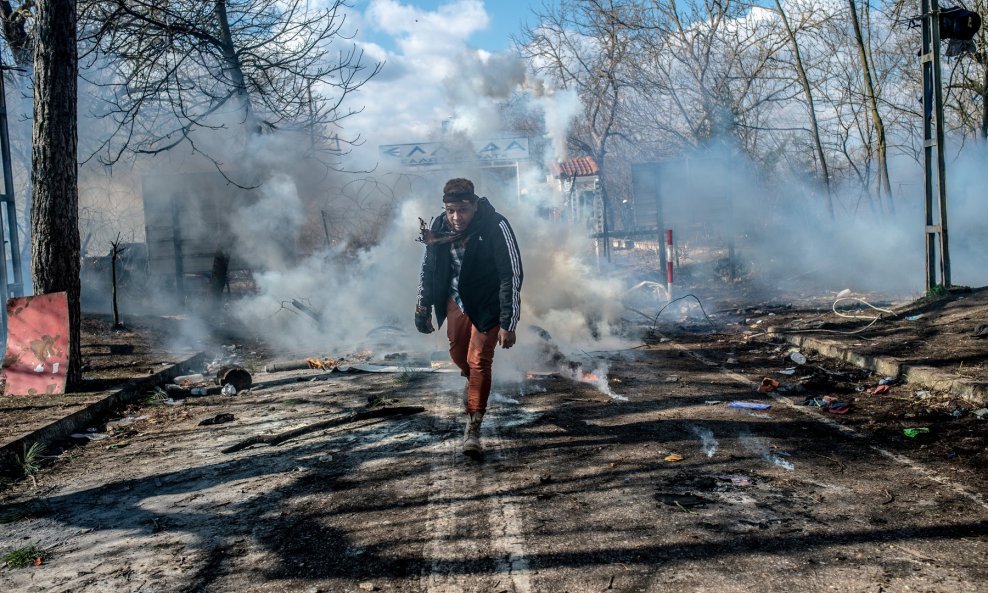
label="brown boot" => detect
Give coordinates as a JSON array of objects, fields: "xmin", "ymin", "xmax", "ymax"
[{"xmin": 462, "ymin": 412, "xmax": 484, "ymax": 458}]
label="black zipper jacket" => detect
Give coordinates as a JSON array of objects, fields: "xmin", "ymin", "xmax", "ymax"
[{"xmin": 417, "ymin": 198, "xmax": 523, "ymax": 332}]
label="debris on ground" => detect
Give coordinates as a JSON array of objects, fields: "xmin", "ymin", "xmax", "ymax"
[
  {"xmin": 663, "ymin": 453, "xmax": 684, "ymax": 462},
  {"xmin": 198, "ymin": 413, "xmax": 236, "ymax": 426},
  {"xmin": 757, "ymin": 377, "xmax": 780, "ymax": 393},
  {"xmin": 728, "ymin": 401, "xmax": 771, "ymax": 410},
  {"xmin": 903, "ymin": 427, "xmax": 931, "ymax": 438},
  {"xmin": 174, "ymin": 373, "xmax": 208, "ymax": 386},
  {"xmin": 216, "ymin": 366, "xmax": 252, "ymax": 392},
  {"xmin": 70, "ymin": 432, "xmax": 110, "ymax": 441}
]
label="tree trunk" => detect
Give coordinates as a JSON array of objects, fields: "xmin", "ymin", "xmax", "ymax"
[
  {"xmin": 775, "ymin": 0, "xmax": 834, "ymax": 220},
  {"xmin": 31, "ymin": 0, "xmax": 81, "ymax": 387},
  {"xmin": 209, "ymin": 249, "xmax": 230, "ymax": 301},
  {"xmin": 848, "ymin": 0, "xmax": 893, "ymax": 214},
  {"xmin": 209, "ymin": 1, "xmax": 256, "ymax": 305},
  {"xmin": 110, "ymin": 237, "xmax": 122, "ymax": 328},
  {"xmin": 214, "ymin": 0, "xmax": 257, "ymax": 133}
]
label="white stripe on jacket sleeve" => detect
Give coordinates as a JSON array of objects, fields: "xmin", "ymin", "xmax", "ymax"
[{"xmin": 498, "ymin": 220, "xmax": 522, "ymax": 331}]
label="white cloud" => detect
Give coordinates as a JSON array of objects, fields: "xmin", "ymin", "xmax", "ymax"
[{"xmin": 341, "ymin": 1, "xmax": 505, "ymax": 168}]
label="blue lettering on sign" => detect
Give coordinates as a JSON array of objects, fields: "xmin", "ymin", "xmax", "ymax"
[
  {"xmin": 383, "ymin": 146, "xmax": 402, "ymax": 157},
  {"xmin": 505, "ymin": 140, "xmax": 526, "ymax": 152},
  {"xmin": 408, "ymin": 146, "xmax": 427, "ymax": 156},
  {"xmin": 479, "ymin": 142, "xmax": 499, "ymax": 153}
]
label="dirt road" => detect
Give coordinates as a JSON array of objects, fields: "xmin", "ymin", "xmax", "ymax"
[{"xmin": 2, "ymin": 334, "xmax": 986, "ymax": 592}]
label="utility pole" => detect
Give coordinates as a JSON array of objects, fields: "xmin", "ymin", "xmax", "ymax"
[
  {"xmin": 919, "ymin": 2, "xmax": 982, "ymax": 291},
  {"xmin": 921, "ymin": 0, "xmax": 950, "ymax": 292},
  {"xmin": 0, "ymin": 64, "xmax": 26, "ymax": 343}
]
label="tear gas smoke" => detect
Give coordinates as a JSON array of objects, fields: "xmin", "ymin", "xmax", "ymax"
[
  {"xmin": 693, "ymin": 426, "xmax": 719, "ymax": 458},
  {"xmin": 739, "ymin": 431, "xmax": 794, "ymax": 471}
]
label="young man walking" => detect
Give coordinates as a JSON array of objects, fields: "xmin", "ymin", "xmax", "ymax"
[{"xmin": 415, "ymin": 178, "xmax": 523, "ymax": 458}]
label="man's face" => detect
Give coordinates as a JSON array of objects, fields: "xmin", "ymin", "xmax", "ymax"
[{"xmin": 445, "ymin": 200, "xmax": 479, "ymax": 232}]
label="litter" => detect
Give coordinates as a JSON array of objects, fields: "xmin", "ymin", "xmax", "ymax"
[
  {"xmin": 827, "ymin": 402, "xmax": 850, "ymax": 414},
  {"xmin": 174, "ymin": 373, "xmax": 207, "ymax": 385},
  {"xmin": 789, "ymin": 352, "xmax": 807, "ymax": 365},
  {"xmin": 778, "ymin": 368, "xmax": 796, "ymax": 376},
  {"xmin": 664, "ymin": 453, "xmax": 684, "ymax": 462},
  {"xmin": 71, "ymin": 432, "xmax": 110, "ymax": 441},
  {"xmin": 867, "ymin": 384, "xmax": 890, "ymax": 395},
  {"xmin": 216, "ymin": 366, "xmax": 252, "ymax": 392},
  {"xmin": 221, "ymin": 383, "xmax": 237, "ymax": 396},
  {"xmin": 106, "ymin": 415, "xmax": 149, "ymax": 429},
  {"xmin": 906, "ymin": 314, "xmax": 924, "ymax": 321},
  {"xmin": 818, "ymin": 396, "xmax": 850, "ymax": 414},
  {"xmin": 717, "ymin": 475, "xmax": 753, "ymax": 487},
  {"xmin": 728, "ymin": 401, "xmax": 772, "ymax": 410},
  {"xmin": 878, "ymin": 377, "xmax": 897, "ymax": 386},
  {"xmin": 903, "ymin": 427, "xmax": 930, "ymax": 438},
  {"xmin": 972, "ymin": 408, "xmax": 988, "ymax": 420},
  {"xmin": 199, "ymin": 413, "xmax": 235, "ymax": 426},
  {"xmin": 703, "ymin": 400, "xmax": 722, "ymax": 405},
  {"xmin": 757, "ymin": 377, "xmax": 780, "ymax": 394},
  {"xmin": 747, "ymin": 412, "xmax": 772, "ymax": 419}
]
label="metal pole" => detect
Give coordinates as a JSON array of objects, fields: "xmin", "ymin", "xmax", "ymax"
[
  {"xmin": 665, "ymin": 229, "xmax": 674, "ymax": 299},
  {"xmin": 931, "ymin": 0, "xmax": 951, "ymax": 288},
  {"xmin": 0, "ymin": 65, "xmax": 25, "ymax": 345},
  {"xmin": 921, "ymin": 0, "xmax": 951, "ymax": 291}
]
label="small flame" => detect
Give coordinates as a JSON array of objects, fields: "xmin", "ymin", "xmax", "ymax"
[
  {"xmin": 580, "ymin": 371, "xmax": 600, "ymax": 383},
  {"xmin": 560, "ymin": 364, "xmax": 627, "ymax": 401},
  {"xmin": 306, "ymin": 357, "xmax": 336, "ymax": 370}
]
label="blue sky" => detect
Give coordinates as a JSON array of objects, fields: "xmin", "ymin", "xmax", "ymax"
[{"xmin": 354, "ymin": 0, "xmax": 546, "ymax": 52}]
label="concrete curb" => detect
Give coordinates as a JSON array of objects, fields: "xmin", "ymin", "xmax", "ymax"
[
  {"xmin": 779, "ymin": 333, "xmax": 988, "ymax": 406},
  {"xmin": 0, "ymin": 352, "xmax": 208, "ymax": 473}
]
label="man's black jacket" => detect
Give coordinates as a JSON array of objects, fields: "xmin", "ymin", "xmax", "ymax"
[{"xmin": 417, "ymin": 198, "xmax": 523, "ymax": 332}]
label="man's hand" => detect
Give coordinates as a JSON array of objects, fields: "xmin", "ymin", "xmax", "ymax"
[
  {"xmin": 498, "ymin": 329, "xmax": 516, "ymax": 349},
  {"xmin": 415, "ymin": 305, "xmax": 435, "ymax": 334}
]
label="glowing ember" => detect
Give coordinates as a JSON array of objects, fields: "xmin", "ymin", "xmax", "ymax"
[
  {"xmin": 558, "ymin": 364, "xmax": 628, "ymax": 401},
  {"xmin": 305, "ymin": 357, "xmax": 336, "ymax": 370},
  {"xmin": 580, "ymin": 371, "xmax": 600, "ymax": 383}
]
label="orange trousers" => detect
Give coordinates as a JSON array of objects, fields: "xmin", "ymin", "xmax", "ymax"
[{"xmin": 446, "ymin": 299, "xmax": 499, "ymax": 414}]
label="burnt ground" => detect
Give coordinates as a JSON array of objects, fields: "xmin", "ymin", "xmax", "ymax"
[{"xmin": 0, "ymin": 287, "xmax": 986, "ymax": 592}]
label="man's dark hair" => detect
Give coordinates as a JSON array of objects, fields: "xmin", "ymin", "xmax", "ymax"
[{"xmin": 443, "ymin": 178, "xmax": 479, "ymax": 203}]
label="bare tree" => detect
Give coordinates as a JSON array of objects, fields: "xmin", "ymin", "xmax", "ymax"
[
  {"xmin": 622, "ymin": 2, "xmax": 793, "ymax": 160},
  {"xmin": 519, "ymin": 0, "xmax": 636, "ymax": 227},
  {"xmin": 78, "ymin": 0, "xmax": 381, "ymax": 172},
  {"xmin": 847, "ymin": 0, "xmax": 894, "ymax": 213},
  {"xmin": 32, "ymin": 0, "xmax": 82, "ymax": 385},
  {"xmin": 774, "ymin": 0, "xmax": 834, "ymax": 219},
  {"xmin": 0, "ymin": 1, "xmax": 33, "ymax": 68}
]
